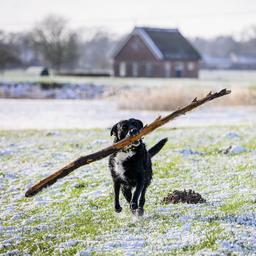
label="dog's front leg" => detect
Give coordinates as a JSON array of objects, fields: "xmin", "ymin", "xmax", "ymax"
[
  {"xmin": 137, "ymin": 186, "xmax": 147, "ymax": 216},
  {"xmin": 114, "ymin": 181, "xmax": 122, "ymax": 213},
  {"xmin": 130, "ymin": 178, "xmax": 144, "ymax": 213}
]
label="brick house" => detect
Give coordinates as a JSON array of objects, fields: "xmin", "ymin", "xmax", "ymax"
[{"xmin": 112, "ymin": 27, "xmax": 201, "ymax": 78}]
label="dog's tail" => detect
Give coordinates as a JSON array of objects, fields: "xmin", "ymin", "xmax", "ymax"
[{"xmin": 149, "ymin": 138, "xmax": 168, "ymax": 157}]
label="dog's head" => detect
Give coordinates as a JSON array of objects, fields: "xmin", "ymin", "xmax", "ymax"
[{"xmin": 110, "ymin": 118, "xmax": 144, "ymax": 146}]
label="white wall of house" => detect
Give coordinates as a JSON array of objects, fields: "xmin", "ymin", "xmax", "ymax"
[{"xmin": 119, "ymin": 62, "xmax": 126, "ymax": 77}]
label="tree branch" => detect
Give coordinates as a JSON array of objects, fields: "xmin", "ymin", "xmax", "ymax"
[{"xmin": 25, "ymin": 89, "xmax": 231, "ymax": 197}]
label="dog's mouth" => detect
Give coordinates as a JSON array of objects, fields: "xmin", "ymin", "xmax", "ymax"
[
  {"xmin": 121, "ymin": 128, "xmax": 142, "ymax": 148},
  {"xmin": 127, "ymin": 129, "xmax": 141, "ymax": 147}
]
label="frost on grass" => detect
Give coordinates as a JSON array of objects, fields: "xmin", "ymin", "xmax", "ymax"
[{"xmin": 0, "ymin": 126, "xmax": 256, "ymax": 255}]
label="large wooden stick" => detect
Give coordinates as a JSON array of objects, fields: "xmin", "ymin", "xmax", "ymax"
[{"xmin": 25, "ymin": 89, "xmax": 231, "ymax": 197}]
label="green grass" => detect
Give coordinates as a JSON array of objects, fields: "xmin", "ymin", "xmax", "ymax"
[{"xmin": 0, "ymin": 125, "xmax": 255, "ymax": 255}]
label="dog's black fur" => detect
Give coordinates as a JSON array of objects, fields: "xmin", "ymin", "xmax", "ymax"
[{"xmin": 109, "ymin": 118, "xmax": 168, "ymax": 216}]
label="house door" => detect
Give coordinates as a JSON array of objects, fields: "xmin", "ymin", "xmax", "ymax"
[
  {"xmin": 175, "ymin": 70, "xmax": 182, "ymax": 77},
  {"xmin": 175, "ymin": 62, "xmax": 184, "ymax": 78}
]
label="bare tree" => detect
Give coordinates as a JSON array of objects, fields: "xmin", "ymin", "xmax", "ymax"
[
  {"xmin": 31, "ymin": 15, "xmax": 80, "ymax": 72},
  {"xmin": 80, "ymin": 31, "xmax": 118, "ymax": 71},
  {"xmin": 240, "ymin": 25, "xmax": 256, "ymax": 55},
  {"xmin": 0, "ymin": 31, "xmax": 21, "ymax": 71},
  {"xmin": 63, "ymin": 32, "xmax": 80, "ymax": 70},
  {"xmin": 192, "ymin": 36, "xmax": 239, "ymax": 58}
]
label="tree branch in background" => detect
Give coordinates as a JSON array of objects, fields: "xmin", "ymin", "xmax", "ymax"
[
  {"xmin": 25, "ymin": 89, "xmax": 231, "ymax": 197},
  {"xmin": 30, "ymin": 15, "xmax": 80, "ymax": 72}
]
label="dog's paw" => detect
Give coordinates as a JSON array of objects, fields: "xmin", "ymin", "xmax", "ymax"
[
  {"xmin": 137, "ymin": 208, "xmax": 144, "ymax": 217},
  {"xmin": 115, "ymin": 206, "xmax": 122, "ymax": 213},
  {"xmin": 130, "ymin": 202, "xmax": 138, "ymax": 210},
  {"xmin": 131, "ymin": 209, "xmax": 137, "ymax": 215},
  {"xmin": 130, "ymin": 203, "xmax": 138, "ymax": 215}
]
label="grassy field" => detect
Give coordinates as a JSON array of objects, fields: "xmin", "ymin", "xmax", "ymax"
[
  {"xmin": 1, "ymin": 70, "xmax": 256, "ymax": 89},
  {"xmin": 0, "ymin": 126, "xmax": 255, "ymax": 255},
  {"xmin": 1, "ymin": 70, "xmax": 256, "ymax": 110}
]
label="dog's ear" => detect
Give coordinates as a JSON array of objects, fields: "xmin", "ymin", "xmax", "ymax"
[
  {"xmin": 137, "ymin": 120, "xmax": 144, "ymax": 129},
  {"xmin": 130, "ymin": 118, "xmax": 144, "ymax": 129},
  {"xmin": 110, "ymin": 123, "xmax": 118, "ymax": 136}
]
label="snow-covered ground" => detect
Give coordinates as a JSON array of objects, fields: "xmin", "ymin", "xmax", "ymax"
[
  {"xmin": 0, "ymin": 99, "xmax": 256, "ymax": 130},
  {"xmin": 0, "ymin": 127, "xmax": 255, "ymax": 255},
  {"xmin": 0, "ymin": 83, "xmax": 256, "ymax": 255},
  {"xmin": 0, "ymin": 82, "xmax": 107, "ymax": 99}
]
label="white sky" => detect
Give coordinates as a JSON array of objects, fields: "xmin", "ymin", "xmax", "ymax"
[{"xmin": 0, "ymin": 0, "xmax": 256, "ymax": 38}]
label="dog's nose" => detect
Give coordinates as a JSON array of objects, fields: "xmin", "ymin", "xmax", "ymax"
[{"xmin": 130, "ymin": 129, "xmax": 138, "ymax": 136}]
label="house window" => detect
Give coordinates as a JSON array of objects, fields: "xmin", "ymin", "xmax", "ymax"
[
  {"xmin": 132, "ymin": 62, "xmax": 139, "ymax": 77},
  {"xmin": 175, "ymin": 62, "xmax": 184, "ymax": 70},
  {"xmin": 119, "ymin": 62, "xmax": 126, "ymax": 77},
  {"xmin": 188, "ymin": 62, "xmax": 195, "ymax": 71},
  {"xmin": 164, "ymin": 62, "xmax": 171, "ymax": 77}
]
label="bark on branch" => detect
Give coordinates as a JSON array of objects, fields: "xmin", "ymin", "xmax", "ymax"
[{"xmin": 25, "ymin": 89, "xmax": 231, "ymax": 197}]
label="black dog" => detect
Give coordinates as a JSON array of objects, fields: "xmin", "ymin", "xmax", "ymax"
[{"xmin": 109, "ymin": 118, "xmax": 167, "ymax": 216}]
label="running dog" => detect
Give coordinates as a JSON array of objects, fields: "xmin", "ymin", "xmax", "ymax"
[{"xmin": 109, "ymin": 118, "xmax": 167, "ymax": 216}]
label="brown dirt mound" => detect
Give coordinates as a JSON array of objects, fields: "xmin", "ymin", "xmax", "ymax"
[{"xmin": 162, "ymin": 189, "xmax": 206, "ymax": 204}]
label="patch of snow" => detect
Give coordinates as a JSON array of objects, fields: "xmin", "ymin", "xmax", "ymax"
[
  {"xmin": 41, "ymin": 162, "xmax": 53, "ymax": 168},
  {"xmin": 223, "ymin": 145, "xmax": 247, "ymax": 154},
  {"xmin": 224, "ymin": 213, "xmax": 256, "ymax": 227},
  {"xmin": 45, "ymin": 234, "xmax": 57, "ymax": 241},
  {"xmin": 32, "ymin": 224, "xmax": 49, "ymax": 232},
  {"xmin": 1, "ymin": 99, "xmax": 256, "ymax": 130},
  {"xmin": 181, "ymin": 223, "xmax": 192, "ymax": 232},
  {"xmin": 95, "ymin": 235, "xmax": 145, "ymax": 255},
  {"xmin": 80, "ymin": 188, "xmax": 108, "ymax": 199},
  {"xmin": 10, "ymin": 214, "xmax": 22, "ymax": 221},
  {"xmin": 2, "ymin": 249, "xmax": 21, "ymax": 255},
  {"xmin": 0, "ymin": 82, "xmax": 106, "ymax": 99},
  {"xmin": 0, "ymin": 149, "xmax": 14, "ymax": 156},
  {"xmin": 0, "ymin": 243, "xmax": 11, "ymax": 250},
  {"xmin": 46, "ymin": 131, "xmax": 60, "ymax": 136},
  {"xmin": 59, "ymin": 239, "xmax": 79, "ymax": 248},
  {"xmin": 91, "ymin": 139, "xmax": 108, "ymax": 145},
  {"xmin": 225, "ymin": 132, "xmax": 239, "ymax": 139},
  {"xmin": 178, "ymin": 149, "xmax": 202, "ymax": 156},
  {"xmin": 77, "ymin": 249, "xmax": 92, "ymax": 256},
  {"xmin": 4, "ymin": 173, "xmax": 17, "ymax": 179},
  {"xmin": 220, "ymin": 240, "xmax": 244, "ymax": 254}
]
